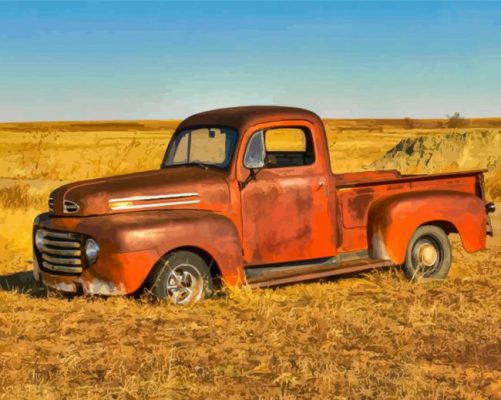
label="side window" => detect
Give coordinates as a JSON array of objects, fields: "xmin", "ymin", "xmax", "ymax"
[{"xmin": 264, "ymin": 127, "xmax": 315, "ymax": 168}]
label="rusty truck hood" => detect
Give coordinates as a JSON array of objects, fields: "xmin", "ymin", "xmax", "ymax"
[{"xmin": 49, "ymin": 167, "xmax": 230, "ymax": 216}]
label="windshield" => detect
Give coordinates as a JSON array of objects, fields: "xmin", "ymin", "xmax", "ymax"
[{"xmin": 162, "ymin": 127, "xmax": 237, "ymax": 169}]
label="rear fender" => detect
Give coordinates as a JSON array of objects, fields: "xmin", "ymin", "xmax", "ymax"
[{"xmin": 368, "ymin": 191, "xmax": 487, "ymax": 264}]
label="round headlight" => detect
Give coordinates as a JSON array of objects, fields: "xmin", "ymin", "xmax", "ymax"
[
  {"xmin": 35, "ymin": 230, "xmax": 45, "ymax": 251},
  {"xmin": 85, "ymin": 239, "xmax": 100, "ymax": 264}
]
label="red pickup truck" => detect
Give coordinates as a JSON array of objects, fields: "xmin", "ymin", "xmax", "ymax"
[{"xmin": 33, "ymin": 106, "xmax": 495, "ymax": 304}]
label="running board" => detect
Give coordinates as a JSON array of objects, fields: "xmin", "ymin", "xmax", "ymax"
[{"xmin": 245, "ymin": 257, "xmax": 394, "ymax": 288}]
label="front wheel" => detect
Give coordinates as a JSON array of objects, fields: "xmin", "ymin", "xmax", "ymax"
[
  {"xmin": 145, "ymin": 251, "xmax": 214, "ymax": 305},
  {"xmin": 403, "ymin": 225, "xmax": 452, "ymax": 281}
]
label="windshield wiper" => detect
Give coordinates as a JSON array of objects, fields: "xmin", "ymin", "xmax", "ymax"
[
  {"xmin": 184, "ymin": 162, "xmax": 209, "ymax": 170},
  {"xmin": 162, "ymin": 162, "xmax": 217, "ymax": 170}
]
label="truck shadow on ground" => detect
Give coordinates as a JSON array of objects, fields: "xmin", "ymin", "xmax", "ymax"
[{"xmin": 0, "ymin": 271, "xmax": 47, "ymax": 298}]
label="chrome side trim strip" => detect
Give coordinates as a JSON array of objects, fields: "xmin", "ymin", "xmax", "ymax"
[
  {"xmin": 110, "ymin": 199, "xmax": 201, "ymax": 210},
  {"xmin": 109, "ymin": 193, "xmax": 199, "ymax": 203}
]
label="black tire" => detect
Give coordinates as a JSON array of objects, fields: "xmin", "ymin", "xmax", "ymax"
[
  {"xmin": 145, "ymin": 251, "xmax": 213, "ymax": 304},
  {"xmin": 403, "ymin": 225, "xmax": 452, "ymax": 281}
]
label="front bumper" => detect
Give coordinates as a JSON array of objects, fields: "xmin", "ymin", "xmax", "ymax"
[
  {"xmin": 33, "ymin": 213, "xmax": 159, "ymax": 295},
  {"xmin": 37, "ymin": 250, "xmax": 159, "ymax": 295}
]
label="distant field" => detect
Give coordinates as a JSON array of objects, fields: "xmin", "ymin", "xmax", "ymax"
[{"xmin": 0, "ymin": 118, "xmax": 499, "ymax": 399}]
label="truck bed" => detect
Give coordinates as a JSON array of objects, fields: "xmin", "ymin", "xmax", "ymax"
[
  {"xmin": 334, "ymin": 169, "xmax": 485, "ymax": 252},
  {"xmin": 335, "ymin": 169, "xmax": 485, "ymax": 188}
]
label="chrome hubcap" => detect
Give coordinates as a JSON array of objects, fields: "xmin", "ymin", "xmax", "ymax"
[
  {"xmin": 410, "ymin": 234, "xmax": 444, "ymax": 279},
  {"xmin": 166, "ymin": 264, "xmax": 203, "ymax": 305},
  {"xmin": 417, "ymin": 243, "xmax": 438, "ymax": 267}
]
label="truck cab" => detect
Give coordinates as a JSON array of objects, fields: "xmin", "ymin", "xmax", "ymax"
[{"xmin": 33, "ymin": 106, "xmax": 494, "ymax": 304}]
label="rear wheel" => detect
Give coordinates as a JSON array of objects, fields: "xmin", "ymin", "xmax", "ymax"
[
  {"xmin": 146, "ymin": 251, "xmax": 213, "ymax": 305},
  {"xmin": 403, "ymin": 225, "xmax": 452, "ymax": 281}
]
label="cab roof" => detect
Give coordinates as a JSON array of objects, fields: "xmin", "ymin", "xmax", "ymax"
[{"xmin": 176, "ymin": 105, "xmax": 322, "ymax": 133}]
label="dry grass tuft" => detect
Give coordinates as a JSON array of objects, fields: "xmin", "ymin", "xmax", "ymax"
[{"xmin": 0, "ymin": 184, "xmax": 46, "ymax": 209}]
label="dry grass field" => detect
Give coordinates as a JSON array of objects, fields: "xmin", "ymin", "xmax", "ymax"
[{"xmin": 0, "ymin": 118, "xmax": 499, "ymax": 399}]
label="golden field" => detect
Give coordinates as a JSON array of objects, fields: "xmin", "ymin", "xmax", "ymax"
[{"xmin": 0, "ymin": 119, "xmax": 499, "ymax": 399}]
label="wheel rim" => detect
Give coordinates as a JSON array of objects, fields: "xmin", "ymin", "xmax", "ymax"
[
  {"xmin": 166, "ymin": 263, "xmax": 204, "ymax": 305},
  {"xmin": 411, "ymin": 235, "xmax": 443, "ymax": 278}
]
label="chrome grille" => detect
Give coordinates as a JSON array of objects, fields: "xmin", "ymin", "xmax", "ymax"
[
  {"xmin": 37, "ymin": 229, "xmax": 84, "ymax": 274},
  {"xmin": 63, "ymin": 200, "xmax": 79, "ymax": 213},
  {"xmin": 48, "ymin": 197, "xmax": 54, "ymax": 211}
]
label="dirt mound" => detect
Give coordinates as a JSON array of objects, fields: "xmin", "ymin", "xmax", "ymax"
[
  {"xmin": 371, "ymin": 130, "xmax": 501, "ymax": 199},
  {"xmin": 485, "ymin": 163, "xmax": 501, "ymax": 200}
]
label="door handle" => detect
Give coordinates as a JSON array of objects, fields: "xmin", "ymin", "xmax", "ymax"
[{"xmin": 316, "ymin": 179, "xmax": 328, "ymax": 196}]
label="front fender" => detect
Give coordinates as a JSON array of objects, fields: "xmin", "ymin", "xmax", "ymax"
[
  {"xmin": 79, "ymin": 210, "xmax": 245, "ymax": 286},
  {"xmin": 368, "ymin": 190, "xmax": 487, "ymax": 264}
]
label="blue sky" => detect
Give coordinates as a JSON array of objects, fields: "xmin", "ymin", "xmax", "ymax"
[{"xmin": 1, "ymin": 1, "xmax": 500, "ymax": 121}]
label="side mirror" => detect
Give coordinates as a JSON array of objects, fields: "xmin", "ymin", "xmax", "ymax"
[{"xmin": 243, "ymin": 131, "xmax": 265, "ymax": 169}]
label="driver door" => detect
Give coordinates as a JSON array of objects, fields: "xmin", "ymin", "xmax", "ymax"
[{"xmin": 239, "ymin": 125, "xmax": 336, "ymax": 265}]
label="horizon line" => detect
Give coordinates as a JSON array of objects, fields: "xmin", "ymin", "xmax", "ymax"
[{"xmin": 2, "ymin": 115, "xmax": 501, "ymax": 124}]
